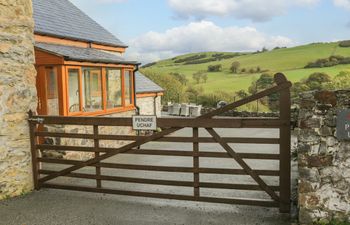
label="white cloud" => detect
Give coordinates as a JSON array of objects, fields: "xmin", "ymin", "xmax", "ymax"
[
  {"xmin": 126, "ymin": 21, "xmax": 294, "ymax": 64},
  {"xmin": 168, "ymin": 0, "xmax": 319, "ymax": 21},
  {"xmin": 333, "ymin": 0, "xmax": 350, "ymax": 10}
]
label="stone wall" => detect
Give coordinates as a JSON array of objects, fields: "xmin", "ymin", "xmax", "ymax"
[
  {"xmin": 136, "ymin": 96, "xmax": 162, "ymax": 117},
  {"xmin": 0, "ymin": 0, "xmax": 37, "ymax": 200},
  {"xmin": 296, "ymin": 90, "xmax": 350, "ymax": 224}
]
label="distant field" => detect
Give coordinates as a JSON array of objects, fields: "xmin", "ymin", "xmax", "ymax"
[{"xmin": 143, "ymin": 42, "xmax": 350, "ymax": 93}]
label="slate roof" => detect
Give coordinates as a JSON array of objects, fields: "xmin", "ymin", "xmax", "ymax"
[
  {"xmin": 33, "ymin": 0, "xmax": 127, "ymax": 48},
  {"xmin": 135, "ymin": 72, "xmax": 164, "ymax": 94},
  {"xmin": 35, "ymin": 42, "xmax": 139, "ymax": 65}
]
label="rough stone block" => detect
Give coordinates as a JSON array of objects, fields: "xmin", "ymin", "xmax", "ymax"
[
  {"xmin": 319, "ymin": 126, "xmax": 333, "ymax": 136},
  {"xmin": 315, "ymin": 91, "xmax": 337, "ymax": 107},
  {"xmin": 299, "ymin": 167, "xmax": 320, "ymax": 183},
  {"xmin": 299, "ymin": 129, "xmax": 321, "ymax": 143},
  {"xmin": 307, "ymin": 155, "xmax": 333, "ymax": 168}
]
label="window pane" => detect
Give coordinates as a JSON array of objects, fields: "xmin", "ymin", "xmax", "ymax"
[
  {"xmin": 124, "ymin": 71, "xmax": 133, "ymax": 105},
  {"xmin": 106, "ymin": 69, "xmax": 122, "ymax": 109},
  {"xmin": 68, "ymin": 69, "xmax": 80, "ymax": 113},
  {"xmin": 45, "ymin": 67, "xmax": 59, "ymax": 115},
  {"xmin": 82, "ymin": 68, "xmax": 103, "ymax": 112}
]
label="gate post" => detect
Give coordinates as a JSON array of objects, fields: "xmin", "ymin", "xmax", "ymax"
[
  {"xmin": 278, "ymin": 77, "xmax": 291, "ymax": 213},
  {"xmin": 28, "ymin": 111, "xmax": 40, "ymax": 190}
]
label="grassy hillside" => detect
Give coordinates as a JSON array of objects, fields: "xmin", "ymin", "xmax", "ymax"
[{"xmin": 142, "ymin": 42, "xmax": 350, "ymax": 93}]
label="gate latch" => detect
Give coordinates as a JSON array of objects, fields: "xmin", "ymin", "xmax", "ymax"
[{"xmin": 28, "ymin": 118, "xmax": 45, "ymax": 124}]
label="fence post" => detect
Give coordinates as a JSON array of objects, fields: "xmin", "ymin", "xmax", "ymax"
[
  {"xmin": 193, "ymin": 127, "xmax": 200, "ymax": 198},
  {"xmin": 28, "ymin": 111, "xmax": 40, "ymax": 190},
  {"xmin": 93, "ymin": 125, "xmax": 102, "ymax": 188},
  {"xmin": 279, "ymin": 85, "xmax": 291, "ymax": 213}
]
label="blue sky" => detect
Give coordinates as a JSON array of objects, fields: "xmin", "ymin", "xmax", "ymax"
[{"xmin": 71, "ymin": 0, "xmax": 350, "ymax": 63}]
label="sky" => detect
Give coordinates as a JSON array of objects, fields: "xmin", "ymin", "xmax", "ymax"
[{"xmin": 70, "ymin": 0, "xmax": 350, "ymax": 64}]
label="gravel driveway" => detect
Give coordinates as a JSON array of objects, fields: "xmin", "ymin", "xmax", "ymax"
[{"xmin": 0, "ymin": 128, "xmax": 296, "ymax": 225}]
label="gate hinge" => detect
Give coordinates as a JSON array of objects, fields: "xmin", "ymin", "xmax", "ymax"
[{"xmin": 28, "ymin": 118, "xmax": 45, "ymax": 124}]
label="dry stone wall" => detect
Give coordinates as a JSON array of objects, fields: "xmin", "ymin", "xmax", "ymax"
[
  {"xmin": 296, "ymin": 90, "xmax": 350, "ymax": 224},
  {"xmin": 0, "ymin": 0, "xmax": 37, "ymax": 200}
]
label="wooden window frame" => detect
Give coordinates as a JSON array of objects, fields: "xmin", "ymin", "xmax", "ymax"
[
  {"xmin": 45, "ymin": 67, "xmax": 59, "ymax": 100},
  {"xmin": 66, "ymin": 66, "xmax": 83, "ymax": 116},
  {"xmin": 63, "ymin": 66, "xmax": 135, "ymax": 117},
  {"xmin": 105, "ymin": 68, "xmax": 123, "ymax": 113},
  {"xmin": 124, "ymin": 69, "xmax": 134, "ymax": 107}
]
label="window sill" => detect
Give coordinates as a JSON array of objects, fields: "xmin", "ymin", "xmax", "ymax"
[{"xmin": 67, "ymin": 105, "xmax": 135, "ymax": 117}]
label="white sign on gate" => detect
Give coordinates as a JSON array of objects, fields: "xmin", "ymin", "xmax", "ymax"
[{"xmin": 132, "ymin": 115, "xmax": 157, "ymax": 130}]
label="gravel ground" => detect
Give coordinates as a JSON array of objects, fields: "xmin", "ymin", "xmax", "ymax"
[
  {"xmin": 0, "ymin": 190, "xmax": 291, "ymax": 225},
  {"xmin": 0, "ymin": 128, "xmax": 296, "ymax": 225}
]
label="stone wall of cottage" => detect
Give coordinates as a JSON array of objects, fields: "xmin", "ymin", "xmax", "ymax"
[
  {"xmin": 0, "ymin": 0, "xmax": 37, "ymax": 200},
  {"xmin": 136, "ymin": 96, "xmax": 162, "ymax": 117},
  {"xmin": 296, "ymin": 90, "xmax": 350, "ymax": 224}
]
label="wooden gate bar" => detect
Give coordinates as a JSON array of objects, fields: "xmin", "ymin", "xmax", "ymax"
[
  {"xmin": 37, "ymin": 158, "xmax": 280, "ymax": 176},
  {"xmin": 42, "ymin": 183, "xmax": 279, "ymax": 207},
  {"xmin": 93, "ymin": 125, "xmax": 102, "ymax": 188},
  {"xmin": 31, "ymin": 117, "xmax": 288, "ymax": 128},
  {"xmin": 40, "ymin": 170, "xmax": 280, "ymax": 191},
  {"xmin": 193, "ymin": 127, "xmax": 200, "ymax": 198},
  {"xmin": 36, "ymin": 147, "xmax": 280, "ymax": 159},
  {"xmin": 35, "ymin": 134, "xmax": 280, "ymax": 144},
  {"xmin": 206, "ymin": 128, "xmax": 280, "ymax": 202}
]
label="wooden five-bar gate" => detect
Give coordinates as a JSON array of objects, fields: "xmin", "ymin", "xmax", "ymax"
[{"xmin": 29, "ymin": 73, "xmax": 292, "ymax": 213}]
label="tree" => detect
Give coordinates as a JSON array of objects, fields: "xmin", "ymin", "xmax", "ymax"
[
  {"xmin": 140, "ymin": 68, "xmax": 187, "ymax": 103},
  {"xmin": 186, "ymin": 86, "xmax": 204, "ymax": 103},
  {"xmin": 230, "ymin": 61, "xmax": 240, "ymax": 73},
  {"xmin": 192, "ymin": 71, "xmax": 202, "ymax": 84},
  {"xmin": 170, "ymin": 72, "xmax": 188, "ymax": 85},
  {"xmin": 202, "ymin": 73, "xmax": 208, "ymax": 83},
  {"xmin": 248, "ymin": 73, "xmax": 278, "ymax": 111}
]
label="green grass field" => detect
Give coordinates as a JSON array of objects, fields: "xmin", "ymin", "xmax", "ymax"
[{"xmin": 143, "ymin": 42, "xmax": 350, "ymax": 93}]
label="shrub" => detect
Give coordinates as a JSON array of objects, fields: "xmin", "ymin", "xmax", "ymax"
[
  {"xmin": 339, "ymin": 40, "xmax": 350, "ymax": 47},
  {"xmin": 197, "ymin": 91, "xmax": 234, "ymax": 107},
  {"xmin": 305, "ymin": 72, "xmax": 332, "ymax": 90},
  {"xmin": 184, "ymin": 58, "xmax": 216, "ymax": 65},
  {"xmin": 174, "ymin": 54, "xmax": 206, "ymax": 63},
  {"xmin": 249, "ymin": 68, "xmax": 256, "ymax": 73},
  {"xmin": 327, "ymin": 71, "xmax": 350, "ymax": 90},
  {"xmin": 305, "ymin": 55, "xmax": 350, "ymax": 68},
  {"xmin": 207, "ymin": 64, "xmax": 222, "ymax": 72}
]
